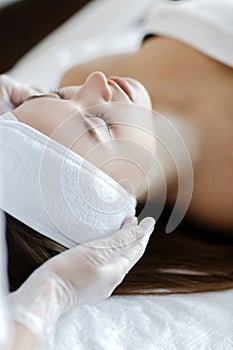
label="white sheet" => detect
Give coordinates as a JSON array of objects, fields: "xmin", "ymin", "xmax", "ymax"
[
  {"xmin": 55, "ymin": 291, "xmax": 233, "ymax": 350},
  {"xmin": 8, "ymin": 0, "xmax": 233, "ymax": 349},
  {"xmin": 8, "ymin": 0, "xmax": 156, "ymax": 90}
]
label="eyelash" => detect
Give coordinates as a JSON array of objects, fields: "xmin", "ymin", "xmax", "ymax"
[
  {"xmin": 92, "ymin": 111, "xmax": 114, "ymax": 132},
  {"xmin": 51, "ymin": 89, "xmax": 114, "ymax": 133}
]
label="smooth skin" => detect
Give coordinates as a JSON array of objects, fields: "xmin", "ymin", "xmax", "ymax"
[
  {"xmin": 60, "ymin": 36, "xmax": 233, "ymax": 231},
  {"xmin": 13, "ymin": 71, "xmax": 156, "ymax": 202}
]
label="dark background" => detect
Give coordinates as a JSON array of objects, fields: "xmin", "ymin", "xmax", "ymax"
[{"xmin": 0, "ymin": 0, "xmax": 92, "ymax": 73}]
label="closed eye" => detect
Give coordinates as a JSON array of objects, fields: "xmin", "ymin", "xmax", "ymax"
[
  {"xmin": 50, "ymin": 91, "xmax": 114, "ymax": 133},
  {"xmin": 51, "ymin": 90, "xmax": 114, "ymax": 133},
  {"xmin": 47, "ymin": 91, "xmax": 114, "ymax": 133},
  {"xmin": 85, "ymin": 111, "xmax": 114, "ymax": 134}
]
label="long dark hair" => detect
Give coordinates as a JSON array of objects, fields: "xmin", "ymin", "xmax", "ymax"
[{"xmin": 5, "ymin": 205, "xmax": 233, "ymax": 295}]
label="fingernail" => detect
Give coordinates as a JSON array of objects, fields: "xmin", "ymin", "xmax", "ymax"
[
  {"xmin": 122, "ymin": 216, "xmax": 138, "ymax": 228},
  {"xmin": 139, "ymin": 217, "xmax": 155, "ymax": 234},
  {"xmin": 147, "ymin": 218, "xmax": 156, "ymax": 232}
]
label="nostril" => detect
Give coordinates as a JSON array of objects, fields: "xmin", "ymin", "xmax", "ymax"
[{"xmin": 85, "ymin": 71, "xmax": 113, "ymax": 101}]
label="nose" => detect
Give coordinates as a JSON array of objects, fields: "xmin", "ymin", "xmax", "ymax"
[{"xmin": 74, "ymin": 71, "xmax": 112, "ymax": 102}]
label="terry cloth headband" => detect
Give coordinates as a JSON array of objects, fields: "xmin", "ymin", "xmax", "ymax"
[{"xmin": 0, "ymin": 112, "xmax": 136, "ymax": 248}]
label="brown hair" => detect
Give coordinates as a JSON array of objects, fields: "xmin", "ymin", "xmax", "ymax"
[{"xmin": 5, "ymin": 207, "xmax": 233, "ymax": 295}]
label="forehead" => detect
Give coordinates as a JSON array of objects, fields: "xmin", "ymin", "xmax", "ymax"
[{"xmin": 13, "ymin": 100, "xmax": 80, "ymax": 140}]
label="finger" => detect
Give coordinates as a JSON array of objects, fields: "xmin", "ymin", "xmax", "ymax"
[
  {"xmin": 0, "ymin": 75, "xmax": 41, "ymax": 107},
  {"xmin": 86, "ymin": 217, "xmax": 155, "ymax": 250},
  {"xmin": 86, "ymin": 223, "xmax": 143, "ymax": 250},
  {"xmin": 11, "ymin": 84, "xmax": 40, "ymax": 106},
  {"xmin": 112, "ymin": 217, "xmax": 155, "ymax": 273},
  {"xmin": 112, "ymin": 225, "xmax": 154, "ymax": 278}
]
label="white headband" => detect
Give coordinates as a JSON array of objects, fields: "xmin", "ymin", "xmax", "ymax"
[{"xmin": 0, "ymin": 112, "xmax": 136, "ymax": 248}]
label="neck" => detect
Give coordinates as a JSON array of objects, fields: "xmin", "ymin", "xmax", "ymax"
[
  {"xmin": 136, "ymin": 36, "xmax": 233, "ymax": 116},
  {"xmin": 134, "ymin": 37, "xmax": 233, "ymax": 206}
]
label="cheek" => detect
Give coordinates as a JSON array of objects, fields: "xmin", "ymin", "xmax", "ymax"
[
  {"xmin": 117, "ymin": 125, "xmax": 155, "ymax": 155},
  {"xmin": 36, "ymin": 105, "xmax": 78, "ymax": 137},
  {"xmin": 70, "ymin": 134, "xmax": 97, "ymax": 159},
  {"xmin": 42, "ymin": 113, "xmax": 96, "ymax": 158},
  {"xmin": 96, "ymin": 129, "xmax": 155, "ymax": 195},
  {"xmin": 100, "ymin": 158, "xmax": 147, "ymax": 198},
  {"xmin": 101, "ymin": 158, "xmax": 142, "ymax": 180}
]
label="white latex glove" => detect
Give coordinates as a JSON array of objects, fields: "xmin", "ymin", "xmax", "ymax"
[
  {"xmin": 8, "ymin": 217, "xmax": 155, "ymax": 347},
  {"xmin": 0, "ymin": 75, "xmax": 40, "ymax": 113}
]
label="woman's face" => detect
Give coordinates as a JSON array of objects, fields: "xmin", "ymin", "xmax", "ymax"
[{"xmin": 13, "ymin": 71, "xmax": 156, "ymax": 198}]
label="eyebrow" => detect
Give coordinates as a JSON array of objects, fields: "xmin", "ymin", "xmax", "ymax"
[
  {"xmin": 24, "ymin": 93, "xmax": 61, "ymax": 102},
  {"xmin": 24, "ymin": 93, "xmax": 103, "ymax": 143}
]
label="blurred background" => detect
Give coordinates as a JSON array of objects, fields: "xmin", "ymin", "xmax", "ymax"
[{"xmin": 0, "ymin": 0, "xmax": 92, "ymax": 73}]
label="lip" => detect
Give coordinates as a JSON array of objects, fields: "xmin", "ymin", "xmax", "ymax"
[{"xmin": 108, "ymin": 76, "xmax": 134, "ymax": 102}]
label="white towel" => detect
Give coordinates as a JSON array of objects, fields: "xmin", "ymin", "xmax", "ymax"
[{"xmin": 0, "ymin": 112, "xmax": 136, "ymax": 248}]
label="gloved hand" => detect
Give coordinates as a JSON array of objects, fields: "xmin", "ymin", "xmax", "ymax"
[
  {"xmin": 8, "ymin": 217, "xmax": 155, "ymax": 347},
  {"xmin": 0, "ymin": 75, "xmax": 40, "ymax": 113}
]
